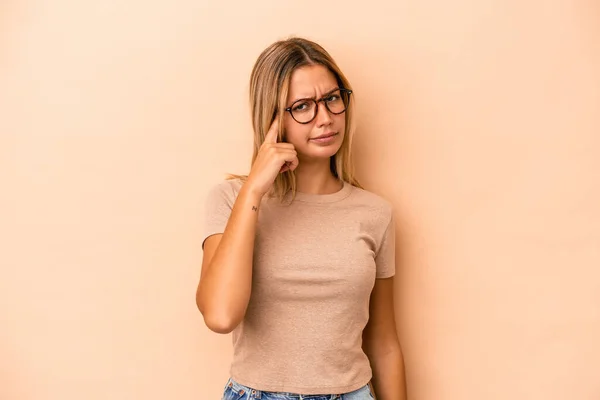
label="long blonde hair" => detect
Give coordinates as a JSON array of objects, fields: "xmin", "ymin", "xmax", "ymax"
[{"xmin": 229, "ymin": 37, "xmax": 362, "ymax": 202}]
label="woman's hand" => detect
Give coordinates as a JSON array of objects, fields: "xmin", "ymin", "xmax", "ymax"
[{"xmin": 245, "ymin": 118, "xmax": 299, "ymax": 197}]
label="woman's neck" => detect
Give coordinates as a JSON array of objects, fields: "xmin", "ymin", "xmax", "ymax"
[{"xmin": 293, "ymin": 158, "xmax": 342, "ymax": 195}]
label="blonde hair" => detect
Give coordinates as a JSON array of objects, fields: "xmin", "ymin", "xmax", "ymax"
[{"xmin": 229, "ymin": 37, "xmax": 362, "ymax": 202}]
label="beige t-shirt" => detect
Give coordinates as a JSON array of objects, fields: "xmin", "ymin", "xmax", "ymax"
[{"xmin": 201, "ymin": 178, "xmax": 395, "ymax": 395}]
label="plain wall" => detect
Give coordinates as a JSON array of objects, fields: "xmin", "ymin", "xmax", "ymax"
[{"xmin": 1, "ymin": 0, "xmax": 599, "ymax": 399}]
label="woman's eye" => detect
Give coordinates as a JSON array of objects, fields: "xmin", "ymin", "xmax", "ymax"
[
  {"xmin": 293, "ymin": 102, "xmax": 309, "ymax": 111},
  {"xmin": 326, "ymin": 95, "xmax": 340, "ymax": 102}
]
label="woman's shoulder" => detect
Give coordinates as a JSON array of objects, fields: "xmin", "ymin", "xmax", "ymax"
[
  {"xmin": 206, "ymin": 176, "xmax": 245, "ymax": 202},
  {"xmin": 346, "ymin": 184, "xmax": 394, "ymax": 218},
  {"xmin": 211, "ymin": 176, "xmax": 244, "ymax": 191}
]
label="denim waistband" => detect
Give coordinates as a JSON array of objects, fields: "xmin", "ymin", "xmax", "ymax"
[{"xmin": 224, "ymin": 377, "xmax": 373, "ymax": 400}]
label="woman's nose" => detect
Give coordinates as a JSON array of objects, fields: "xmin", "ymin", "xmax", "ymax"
[{"xmin": 315, "ymin": 101, "xmax": 333, "ymax": 126}]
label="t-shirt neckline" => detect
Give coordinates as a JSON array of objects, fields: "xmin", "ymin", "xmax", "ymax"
[{"xmin": 290, "ymin": 180, "xmax": 353, "ymax": 204}]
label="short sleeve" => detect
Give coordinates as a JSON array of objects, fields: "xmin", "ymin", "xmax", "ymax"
[
  {"xmin": 374, "ymin": 214, "xmax": 396, "ymax": 278},
  {"xmin": 201, "ymin": 179, "xmax": 240, "ymax": 249}
]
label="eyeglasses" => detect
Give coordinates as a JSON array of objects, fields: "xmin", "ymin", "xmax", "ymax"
[{"xmin": 284, "ymin": 88, "xmax": 353, "ymax": 124}]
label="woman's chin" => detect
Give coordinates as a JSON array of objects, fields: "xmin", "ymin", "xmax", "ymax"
[{"xmin": 299, "ymin": 148, "xmax": 340, "ymax": 162}]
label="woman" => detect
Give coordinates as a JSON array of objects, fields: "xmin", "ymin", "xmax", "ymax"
[{"xmin": 197, "ymin": 37, "xmax": 406, "ymax": 400}]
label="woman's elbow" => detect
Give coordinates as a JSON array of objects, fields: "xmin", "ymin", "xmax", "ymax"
[
  {"xmin": 202, "ymin": 311, "xmax": 239, "ymax": 334},
  {"xmin": 195, "ymin": 287, "xmax": 245, "ymax": 333}
]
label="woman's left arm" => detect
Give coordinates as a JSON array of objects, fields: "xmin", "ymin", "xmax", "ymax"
[{"xmin": 362, "ymin": 277, "xmax": 407, "ymax": 400}]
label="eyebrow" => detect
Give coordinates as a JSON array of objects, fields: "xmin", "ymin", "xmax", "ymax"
[{"xmin": 288, "ymin": 87, "xmax": 340, "ymax": 106}]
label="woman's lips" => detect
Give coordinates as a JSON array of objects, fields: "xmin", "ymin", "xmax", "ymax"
[{"xmin": 309, "ymin": 132, "xmax": 338, "ymax": 144}]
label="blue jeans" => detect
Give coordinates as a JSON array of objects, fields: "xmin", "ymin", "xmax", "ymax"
[{"xmin": 221, "ymin": 377, "xmax": 375, "ymax": 400}]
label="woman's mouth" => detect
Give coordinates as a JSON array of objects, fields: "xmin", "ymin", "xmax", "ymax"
[{"xmin": 309, "ymin": 132, "xmax": 338, "ymax": 144}]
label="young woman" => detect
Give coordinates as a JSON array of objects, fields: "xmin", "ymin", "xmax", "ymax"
[{"xmin": 197, "ymin": 37, "xmax": 405, "ymax": 400}]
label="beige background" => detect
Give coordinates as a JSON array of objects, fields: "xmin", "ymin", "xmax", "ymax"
[{"xmin": 2, "ymin": 0, "xmax": 600, "ymax": 399}]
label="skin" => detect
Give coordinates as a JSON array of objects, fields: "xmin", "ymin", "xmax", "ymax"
[{"xmin": 197, "ymin": 64, "xmax": 406, "ymax": 399}]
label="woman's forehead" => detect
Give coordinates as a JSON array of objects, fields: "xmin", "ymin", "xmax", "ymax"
[{"xmin": 287, "ymin": 65, "xmax": 338, "ymax": 100}]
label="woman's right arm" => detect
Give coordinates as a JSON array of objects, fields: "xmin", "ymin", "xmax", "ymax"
[
  {"xmin": 196, "ymin": 117, "xmax": 298, "ymax": 334},
  {"xmin": 196, "ymin": 185, "xmax": 264, "ymax": 334}
]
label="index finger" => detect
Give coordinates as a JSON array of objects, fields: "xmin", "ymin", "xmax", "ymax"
[{"xmin": 263, "ymin": 117, "xmax": 280, "ymax": 144}]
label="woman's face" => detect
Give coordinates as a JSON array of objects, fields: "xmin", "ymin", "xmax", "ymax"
[{"xmin": 281, "ymin": 64, "xmax": 346, "ymax": 162}]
